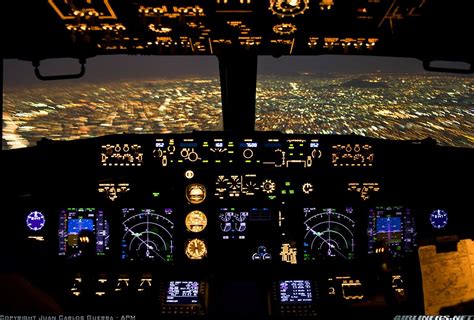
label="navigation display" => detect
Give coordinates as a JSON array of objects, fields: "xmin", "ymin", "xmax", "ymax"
[
  {"xmin": 367, "ymin": 206, "xmax": 416, "ymax": 257},
  {"xmin": 121, "ymin": 208, "xmax": 174, "ymax": 262},
  {"xmin": 279, "ymin": 280, "xmax": 313, "ymax": 304},
  {"xmin": 166, "ymin": 281, "xmax": 200, "ymax": 305},
  {"xmin": 303, "ymin": 207, "xmax": 355, "ymax": 260},
  {"xmin": 58, "ymin": 208, "xmax": 109, "ymax": 259}
]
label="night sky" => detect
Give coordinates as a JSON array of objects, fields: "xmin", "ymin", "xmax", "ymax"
[{"xmin": 5, "ymin": 55, "xmax": 467, "ymax": 87}]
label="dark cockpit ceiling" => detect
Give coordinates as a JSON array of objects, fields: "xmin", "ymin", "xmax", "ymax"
[{"xmin": 2, "ymin": 0, "xmax": 473, "ymax": 67}]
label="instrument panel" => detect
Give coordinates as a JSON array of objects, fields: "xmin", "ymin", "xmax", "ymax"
[
  {"xmin": 3, "ymin": 132, "xmax": 473, "ymax": 318},
  {"xmin": 14, "ymin": 132, "xmax": 470, "ymax": 264}
]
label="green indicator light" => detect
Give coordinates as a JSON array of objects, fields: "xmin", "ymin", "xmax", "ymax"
[
  {"xmin": 281, "ymin": 190, "xmax": 287, "ymax": 195},
  {"xmin": 229, "ymin": 160, "xmax": 233, "ymax": 163},
  {"xmin": 245, "ymin": 160, "xmax": 251, "ymax": 163},
  {"xmin": 289, "ymin": 146, "xmax": 294, "ymax": 150},
  {"xmin": 299, "ymin": 153, "xmax": 304, "ymax": 156},
  {"xmin": 289, "ymin": 190, "xmax": 295, "ymax": 195},
  {"xmin": 228, "ymin": 151, "xmax": 234, "ymax": 154},
  {"xmin": 285, "ymin": 182, "xmax": 291, "ymax": 186},
  {"xmin": 152, "ymin": 192, "xmax": 160, "ymax": 197},
  {"xmin": 299, "ymin": 144, "xmax": 304, "ymax": 147},
  {"xmin": 216, "ymin": 160, "xmax": 221, "ymax": 163},
  {"xmin": 203, "ymin": 160, "xmax": 209, "ymax": 163},
  {"xmin": 178, "ymin": 160, "xmax": 183, "ymax": 163},
  {"xmin": 289, "ymin": 153, "xmax": 294, "ymax": 156},
  {"xmin": 268, "ymin": 195, "xmax": 277, "ymax": 200},
  {"xmin": 256, "ymin": 160, "xmax": 261, "ymax": 163}
]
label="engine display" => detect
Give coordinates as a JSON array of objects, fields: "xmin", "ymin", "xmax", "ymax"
[
  {"xmin": 279, "ymin": 280, "xmax": 313, "ymax": 304},
  {"xmin": 58, "ymin": 208, "xmax": 109, "ymax": 259},
  {"xmin": 121, "ymin": 208, "xmax": 174, "ymax": 262},
  {"xmin": 367, "ymin": 206, "xmax": 416, "ymax": 257},
  {"xmin": 165, "ymin": 281, "xmax": 200, "ymax": 304},
  {"xmin": 218, "ymin": 208, "xmax": 248, "ymax": 240},
  {"xmin": 218, "ymin": 208, "xmax": 271, "ymax": 240},
  {"xmin": 303, "ymin": 208, "xmax": 355, "ymax": 261}
]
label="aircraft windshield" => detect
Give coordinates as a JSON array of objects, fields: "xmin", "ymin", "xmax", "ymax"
[
  {"xmin": 2, "ymin": 56, "xmax": 222, "ymax": 150},
  {"xmin": 3, "ymin": 55, "xmax": 473, "ymax": 149},
  {"xmin": 256, "ymin": 56, "xmax": 474, "ymax": 148}
]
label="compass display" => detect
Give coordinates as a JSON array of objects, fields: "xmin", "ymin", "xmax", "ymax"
[
  {"xmin": 430, "ymin": 209, "xmax": 448, "ymax": 229},
  {"xmin": 303, "ymin": 207, "xmax": 355, "ymax": 260},
  {"xmin": 121, "ymin": 208, "xmax": 174, "ymax": 262},
  {"xmin": 26, "ymin": 211, "xmax": 45, "ymax": 231}
]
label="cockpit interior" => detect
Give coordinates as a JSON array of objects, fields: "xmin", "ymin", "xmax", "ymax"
[{"xmin": 1, "ymin": 0, "xmax": 473, "ymax": 319}]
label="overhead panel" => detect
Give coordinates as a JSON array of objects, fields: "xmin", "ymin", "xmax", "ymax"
[{"xmin": 44, "ymin": 0, "xmax": 429, "ymax": 55}]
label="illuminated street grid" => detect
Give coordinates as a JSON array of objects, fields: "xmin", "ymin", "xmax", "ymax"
[
  {"xmin": 2, "ymin": 74, "xmax": 473, "ymax": 149},
  {"xmin": 3, "ymin": 79, "xmax": 222, "ymax": 149},
  {"xmin": 256, "ymin": 74, "xmax": 473, "ymax": 148}
]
